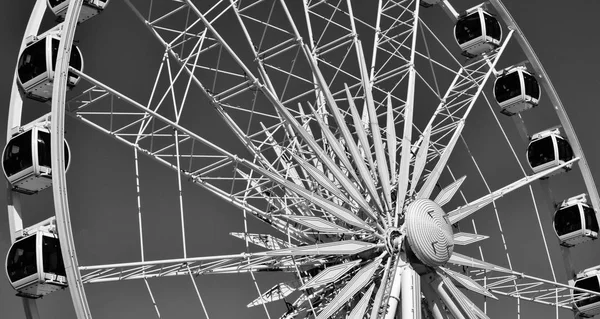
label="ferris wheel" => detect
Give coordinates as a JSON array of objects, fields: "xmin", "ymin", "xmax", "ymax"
[{"xmin": 4, "ymin": 0, "xmax": 600, "ymax": 318}]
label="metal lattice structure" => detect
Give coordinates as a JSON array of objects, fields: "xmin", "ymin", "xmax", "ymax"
[{"xmin": 5, "ymin": 1, "xmax": 600, "ymax": 319}]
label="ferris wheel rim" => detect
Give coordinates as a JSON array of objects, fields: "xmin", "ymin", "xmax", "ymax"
[
  {"xmin": 4, "ymin": 0, "xmax": 91, "ymax": 318},
  {"xmin": 6, "ymin": 1, "xmax": 600, "ymax": 318}
]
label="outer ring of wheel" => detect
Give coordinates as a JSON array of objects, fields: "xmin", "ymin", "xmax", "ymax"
[
  {"xmin": 489, "ymin": 0, "xmax": 600, "ymax": 280},
  {"xmin": 5, "ymin": 1, "xmax": 91, "ymax": 318},
  {"xmin": 7, "ymin": 1, "xmax": 600, "ymax": 319}
]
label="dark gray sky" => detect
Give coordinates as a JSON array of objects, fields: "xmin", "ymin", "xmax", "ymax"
[{"xmin": 2, "ymin": 1, "xmax": 600, "ymax": 319}]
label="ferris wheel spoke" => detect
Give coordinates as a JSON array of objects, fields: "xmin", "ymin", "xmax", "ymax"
[
  {"xmin": 299, "ymin": 259, "xmax": 362, "ymax": 290},
  {"xmin": 434, "ymin": 175, "xmax": 466, "ymax": 207},
  {"xmin": 386, "ymin": 94, "xmax": 398, "ymax": 183},
  {"xmin": 264, "ymin": 240, "xmax": 382, "ymax": 257},
  {"xmin": 68, "ymin": 70, "xmax": 327, "ymax": 243},
  {"xmin": 412, "ymin": 31, "xmax": 513, "ymax": 199},
  {"xmin": 245, "ymin": 159, "xmax": 376, "ymax": 232},
  {"xmin": 348, "ymin": 283, "xmax": 376, "ymax": 319},
  {"xmin": 260, "ymin": 126, "xmax": 309, "ymax": 189},
  {"xmin": 315, "ymin": 257, "xmax": 382, "ymax": 319},
  {"xmin": 299, "ymin": 51, "xmax": 368, "ymax": 186},
  {"xmin": 345, "ymin": 84, "xmax": 378, "ymax": 181},
  {"xmin": 382, "ymin": 0, "xmax": 422, "ymax": 227},
  {"xmin": 407, "ymin": 125, "xmax": 431, "ymax": 197},
  {"xmin": 369, "ymin": 0, "xmax": 422, "ymax": 95},
  {"xmin": 369, "ymin": 253, "xmax": 396, "ymax": 319},
  {"xmin": 79, "ymin": 253, "xmax": 330, "ymax": 284},
  {"xmin": 280, "ymin": 215, "xmax": 355, "ymax": 235},
  {"xmin": 448, "ymin": 252, "xmax": 514, "ymax": 275},
  {"xmin": 229, "ymin": 232, "xmax": 294, "ymax": 250},
  {"xmin": 232, "ymin": 0, "xmax": 315, "ymax": 104},
  {"xmin": 438, "ymin": 267, "xmax": 496, "ymax": 300},
  {"xmin": 416, "ymin": 120, "xmax": 464, "ymax": 199},
  {"xmin": 357, "ymin": 43, "xmax": 394, "ymax": 212},
  {"xmin": 289, "ymin": 152, "xmax": 351, "ymax": 205},
  {"xmin": 259, "ymin": 101, "xmax": 382, "ymax": 231},
  {"xmin": 126, "ymin": 0, "xmax": 306, "ymax": 169},
  {"xmin": 69, "ymin": 66, "xmax": 383, "ymax": 238},
  {"xmin": 342, "ymin": 84, "xmax": 385, "ymax": 212},
  {"xmin": 448, "ymin": 157, "xmax": 580, "ymax": 224},
  {"xmin": 247, "ymin": 280, "xmax": 301, "ymax": 308},
  {"xmin": 302, "ymin": 0, "xmax": 362, "ymax": 91},
  {"xmin": 237, "ymin": 164, "xmax": 364, "ymax": 237},
  {"xmin": 453, "ymin": 232, "xmax": 489, "ymax": 246},
  {"xmin": 439, "ymin": 274, "xmax": 488, "ymax": 319},
  {"xmin": 305, "ymin": 102, "xmax": 362, "ymax": 188},
  {"xmin": 236, "ymin": 169, "xmax": 311, "ymax": 224},
  {"xmin": 465, "ymin": 267, "xmax": 600, "ymax": 310}
]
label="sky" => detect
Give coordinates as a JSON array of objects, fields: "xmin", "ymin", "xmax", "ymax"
[{"xmin": 2, "ymin": 1, "xmax": 600, "ymax": 319}]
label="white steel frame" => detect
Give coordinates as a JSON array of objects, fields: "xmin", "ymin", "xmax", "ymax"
[{"xmin": 6, "ymin": 1, "xmax": 600, "ymax": 319}]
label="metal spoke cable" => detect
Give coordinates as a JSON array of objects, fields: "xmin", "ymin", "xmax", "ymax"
[
  {"xmin": 179, "ymin": 6, "xmax": 192, "ymax": 57},
  {"xmin": 186, "ymin": 265, "xmax": 212, "ymax": 319},
  {"xmin": 134, "ymin": 148, "xmax": 162, "ymax": 318},
  {"xmin": 165, "ymin": 55, "xmax": 190, "ymax": 258},
  {"xmin": 254, "ymin": 0, "xmax": 277, "ymax": 53},
  {"xmin": 242, "ymin": 179, "xmax": 272, "ymax": 319},
  {"xmin": 418, "ymin": 19, "xmax": 441, "ymax": 99},
  {"xmin": 471, "ymin": 219, "xmax": 488, "ymax": 314},
  {"xmin": 136, "ymin": 33, "xmax": 211, "ymax": 315},
  {"xmin": 480, "ymin": 91, "xmax": 562, "ymax": 318},
  {"xmin": 415, "ymin": 19, "xmax": 467, "ymax": 74},
  {"xmin": 287, "ymin": 229, "xmax": 319, "ymax": 318},
  {"xmin": 457, "ymin": 135, "xmax": 522, "ymax": 318},
  {"xmin": 313, "ymin": 0, "xmax": 346, "ymax": 49},
  {"xmin": 481, "ymin": 92, "xmax": 558, "ymax": 284},
  {"xmin": 446, "ymin": 165, "xmax": 491, "ymax": 315}
]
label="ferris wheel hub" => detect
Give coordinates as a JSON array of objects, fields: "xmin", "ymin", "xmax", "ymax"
[
  {"xmin": 404, "ymin": 199, "xmax": 454, "ymax": 267},
  {"xmin": 384, "ymin": 227, "xmax": 404, "ymax": 254}
]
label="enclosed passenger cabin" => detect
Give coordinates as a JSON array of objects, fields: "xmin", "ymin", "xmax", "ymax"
[
  {"xmin": 47, "ymin": 0, "xmax": 109, "ymax": 23},
  {"xmin": 527, "ymin": 129, "xmax": 574, "ymax": 177},
  {"xmin": 2, "ymin": 125, "xmax": 70, "ymax": 195},
  {"xmin": 571, "ymin": 267, "xmax": 600, "ymax": 317},
  {"xmin": 5, "ymin": 231, "xmax": 67, "ymax": 298},
  {"xmin": 17, "ymin": 33, "xmax": 83, "ymax": 102},
  {"xmin": 494, "ymin": 66, "xmax": 541, "ymax": 116},
  {"xmin": 454, "ymin": 7, "xmax": 502, "ymax": 57},
  {"xmin": 554, "ymin": 194, "xmax": 599, "ymax": 247}
]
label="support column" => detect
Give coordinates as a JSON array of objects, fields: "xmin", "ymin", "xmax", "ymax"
[
  {"xmin": 385, "ymin": 264, "xmax": 405, "ymax": 319},
  {"xmin": 422, "ymin": 279, "xmax": 451, "ymax": 319},
  {"xmin": 431, "ymin": 276, "xmax": 465, "ymax": 319},
  {"xmin": 401, "ymin": 266, "xmax": 422, "ymax": 319}
]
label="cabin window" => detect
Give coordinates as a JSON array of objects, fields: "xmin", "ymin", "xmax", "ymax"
[
  {"xmin": 584, "ymin": 206, "xmax": 600, "ymax": 233},
  {"xmin": 494, "ymin": 72, "xmax": 521, "ymax": 103},
  {"xmin": 455, "ymin": 14, "xmax": 482, "ymax": 44},
  {"xmin": 42, "ymin": 236, "xmax": 66, "ymax": 276},
  {"xmin": 528, "ymin": 137, "xmax": 555, "ymax": 167},
  {"xmin": 483, "ymin": 13, "xmax": 501, "ymax": 39},
  {"xmin": 575, "ymin": 276, "xmax": 600, "ymax": 307},
  {"xmin": 37, "ymin": 131, "xmax": 51, "ymax": 168},
  {"xmin": 555, "ymin": 205, "xmax": 582, "ymax": 236},
  {"xmin": 3, "ymin": 131, "xmax": 33, "ymax": 177},
  {"xmin": 556, "ymin": 138, "xmax": 574, "ymax": 162},
  {"xmin": 18, "ymin": 40, "xmax": 47, "ymax": 83},
  {"xmin": 6, "ymin": 235, "xmax": 38, "ymax": 282},
  {"xmin": 524, "ymin": 73, "xmax": 540, "ymax": 100}
]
